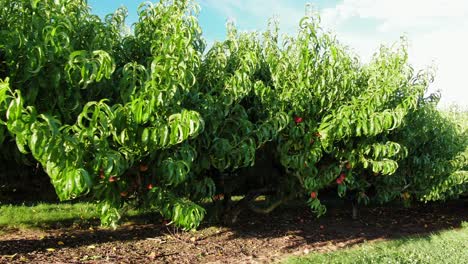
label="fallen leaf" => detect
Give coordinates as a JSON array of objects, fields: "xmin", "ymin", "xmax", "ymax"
[
  {"xmin": 46, "ymin": 248, "xmax": 55, "ymax": 252},
  {"xmin": 87, "ymin": 245, "xmax": 96, "ymax": 249},
  {"xmin": 148, "ymin": 252, "xmax": 157, "ymax": 259},
  {"xmin": 57, "ymin": 241, "xmax": 65, "ymax": 245},
  {"xmin": 4, "ymin": 253, "xmax": 17, "ymax": 259},
  {"xmin": 146, "ymin": 237, "xmax": 166, "ymax": 244}
]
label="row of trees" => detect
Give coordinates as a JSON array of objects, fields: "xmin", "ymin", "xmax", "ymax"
[{"xmin": 1, "ymin": 0, "xmax": 466, "ymax": 229}]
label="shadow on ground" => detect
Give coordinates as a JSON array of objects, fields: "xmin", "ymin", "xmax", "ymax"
[{"xmin": 0, "ymin": 200, "xmax": 466, "ymax": 263}]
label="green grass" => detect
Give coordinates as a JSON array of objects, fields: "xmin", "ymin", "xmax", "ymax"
[
  {"xmin": 0, "ymin": 202, "xmax": 163, "ymax": 231},
  {"xmin": 0, "ymin": 202, "xmax": 100, "ymax": 229},
  {"xmin": 285, "ymin": 222, "xmax": 468, "ymax": 264}
]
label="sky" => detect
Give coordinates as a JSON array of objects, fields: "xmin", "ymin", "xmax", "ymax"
[{"xmin": 88, "ymin": 0, "xmax": 468, "ymax": 108}]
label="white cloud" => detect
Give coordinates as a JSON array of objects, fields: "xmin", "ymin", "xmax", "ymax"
[
  {"xmin": 322, "ymin": 0, "xmax": 468, "ymax": 31},
  {"xmin": 200, "ymin": 0, "xmax": 306, "ymax": 33},
  {"xmin": 321, "ymin": 0, "xmax": 468, "ymax": 107}
]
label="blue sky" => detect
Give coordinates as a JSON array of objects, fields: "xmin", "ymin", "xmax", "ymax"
[{"xmin": 88, "ymin": 0, "xmax": 468, "ymax": 107}]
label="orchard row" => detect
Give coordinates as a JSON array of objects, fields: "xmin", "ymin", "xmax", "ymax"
[{"xmin": 0, "ymin": 0, "xmax": 466, "ymax": 228}]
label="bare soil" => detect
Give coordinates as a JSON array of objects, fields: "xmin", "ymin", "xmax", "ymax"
[{"xmin": 1, "ymin": 200, "xmax": 466, "ymax": 264}]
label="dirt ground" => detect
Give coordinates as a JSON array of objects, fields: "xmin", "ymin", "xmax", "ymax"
[{"xmin": 1, "ymin": 200, "xmax": 466, "ymax": 264}]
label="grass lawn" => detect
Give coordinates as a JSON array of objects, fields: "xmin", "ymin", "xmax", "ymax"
[
  {"xmin": 285, "ymin": 221, "xmax": 468, "ymax": 264},
  {"xmin": 0, "ymin": 202, "xmax": 100, "ymax": 230},
  {"xmin": 0, "ymin": 202, "xmax": 165, "ymax": 232}
]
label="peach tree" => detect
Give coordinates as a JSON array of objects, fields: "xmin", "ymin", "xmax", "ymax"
[
  {"xmin": 250, "ymin": 18, "xmax": 431, "ymax": 215},
  {"xmin": 0, "ymin": 0, "xmax": 207, "ymax": 228}
]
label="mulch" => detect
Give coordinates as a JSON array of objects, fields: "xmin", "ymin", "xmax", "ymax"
[{"xmin": 0, "ymin": 200, "xmax": 466, "ymax": 263}]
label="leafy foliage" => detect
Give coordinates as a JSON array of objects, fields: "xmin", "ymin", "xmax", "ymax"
[
  {"xmin": 1, "ymin": 0, "xmax": 206, "ymax": 228},
  {"xmin": 375, "ymin": 99, "xmax": 468, "ymax": 203},
  {"xmin": 1, "ymin": 0, "xmax": 466, "ymax": 229}
]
